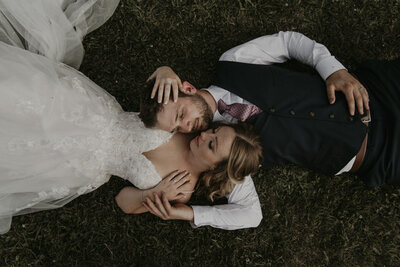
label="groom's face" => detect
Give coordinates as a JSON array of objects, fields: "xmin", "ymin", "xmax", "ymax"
[{"xmin": 155, "ymin": 94, "xmax": 213, "ymax": 133}]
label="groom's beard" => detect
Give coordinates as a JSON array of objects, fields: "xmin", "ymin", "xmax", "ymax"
[{"xmin": 190, "ymin": 94, "xmax": 213, "ymax": 131}]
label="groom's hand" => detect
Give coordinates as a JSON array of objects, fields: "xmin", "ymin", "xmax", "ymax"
[
  {"xmin": 147, "ymin": 66, "xmax": 182, "ymax": 104},
  {"xmin": 326, "ymin": 69, "xmax": 369, "ymax": 116},
  {"xmin": 143, "ymin": 192, "xmax": 194, "ymax": 221}
]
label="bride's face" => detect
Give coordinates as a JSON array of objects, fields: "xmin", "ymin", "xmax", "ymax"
[{"xmin": 189, "ymin": 126, "xmax": 236, "ymax": 171}]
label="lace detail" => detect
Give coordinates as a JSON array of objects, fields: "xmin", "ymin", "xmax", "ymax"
[
  {"xmin": 3, "ymin": 72, "xmax": 172, "ymax": 215},
  {"xmin": 15, "ymin": 100, "xmax": 45, "ymax": 116},
  {"xmin": 0, "ymin": 0, "xmax": 121, "ymax": 234},
  {"xmin": 101, "ymin": 112, "xmax": 173, "ymax": 189}
]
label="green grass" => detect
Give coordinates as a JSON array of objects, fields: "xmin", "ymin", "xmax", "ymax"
[{"xmin": 1, "ymin": 0, "xmax": 400, "ymax": 266}]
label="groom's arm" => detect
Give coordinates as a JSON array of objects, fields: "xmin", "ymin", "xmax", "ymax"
[
  {"xmin": 220, "ymin": 31, "xmax": 369, "ymax": 115},
  {"xmin": 144, "ymin": 176, "xmax": 263, "ymax": 230},
  {"xmin": 190, "ymin": 176, "xmax": 262, "ymax": 230},
  {"xmin": 220, "ymin": 31, "xmax": 344, "ymax": 79}
]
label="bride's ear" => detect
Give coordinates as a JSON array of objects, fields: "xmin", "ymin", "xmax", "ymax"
[{"xmin": 181, "ymin": 81, "xmax": 197, "ymax": 95}]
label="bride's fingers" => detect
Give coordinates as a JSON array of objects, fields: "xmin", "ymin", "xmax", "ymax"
[
  {"xmin": 167, "ymin": 170, "xmax": 181, "ymax": 182},
  {"xmin": 170, "ymin": 170, "xmax": 188, "ymax": 184},
  {"xmin": 175, "ymin": 174, "xmax": 190, "ymax": 188},
  {"xmin": 175, "ymin": 193, "xmax": 186, "ymax": 200}
]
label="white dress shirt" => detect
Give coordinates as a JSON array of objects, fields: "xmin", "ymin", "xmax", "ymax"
[{"xmin": 191, "ymin": 31, "xmax": 352, "ymax": 230}]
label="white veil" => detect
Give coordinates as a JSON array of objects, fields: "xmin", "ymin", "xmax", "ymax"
[{"xmin": 0, "ymin": 0, "xmax": 119, "ymax": 68}]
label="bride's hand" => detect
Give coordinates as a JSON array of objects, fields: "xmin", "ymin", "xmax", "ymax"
[
  {"xmin": 143, "ymin": 192, "xmax": 194, "ymax": 221},
  {"xmin": 152, "ymin": 170, "xmax": 190, "ymax": 201},
  {"xmin": 147, "ymin": 66, "xmax": 182, "ymax": 104}
]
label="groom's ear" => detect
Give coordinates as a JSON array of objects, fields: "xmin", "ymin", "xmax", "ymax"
[{"xmin": 181, "ymin": 81, "xmax": 197, "ymax": 95}]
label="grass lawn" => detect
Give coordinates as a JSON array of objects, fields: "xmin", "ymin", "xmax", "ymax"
[{"xmin": 1, "ymin": 0, "xmax": 400, "ymax": 266}]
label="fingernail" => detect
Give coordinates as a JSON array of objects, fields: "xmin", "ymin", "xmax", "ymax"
[{"xmin": 174, "ymin": 99, "xmax": 177, "ymax": 103}]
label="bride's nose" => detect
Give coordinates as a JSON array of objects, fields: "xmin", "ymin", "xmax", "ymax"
[{"xmin": 200, "ymin": 129, "xmax": 212, "ymax": 140}]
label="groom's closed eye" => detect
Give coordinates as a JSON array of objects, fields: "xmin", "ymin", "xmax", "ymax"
[
  {"xmin": 171, "ymin": 109, "xmax": 185, "ymax": 133},
  {"xmin": 170, "ymin": 108, "xmax": 180, "ymax": 133}
]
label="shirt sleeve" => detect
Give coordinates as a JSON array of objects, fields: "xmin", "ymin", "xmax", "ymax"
[
  {"xmin": 219, "ymin": 31, "xmax": 345, "ymax": 80},
  {"xmin": 190, "ymin": 176, "xmax": 262, "ymax": 230}
]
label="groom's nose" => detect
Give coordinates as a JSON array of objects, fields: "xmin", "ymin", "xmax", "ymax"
[
  {"xmin": 181, "ymin": 119, "xmax": 192, "ymax": 132},
  {"xmin": 175, "ymin": 119, "xmax": 191, "ymax": 133}
]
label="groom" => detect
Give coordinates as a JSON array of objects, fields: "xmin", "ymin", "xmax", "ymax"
[{"xmin": 139, "ymin": 31, "xmax": 369, "ymax": 230}]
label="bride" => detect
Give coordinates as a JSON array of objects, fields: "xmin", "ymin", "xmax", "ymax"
[{"xmin": 0, "ymin": 0, "xmax": 262, "ymax": 234}]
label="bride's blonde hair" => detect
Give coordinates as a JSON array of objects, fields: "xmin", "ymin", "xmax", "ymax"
[{"xmin": 196, "ymin": 122, "xmax": 263, "ymax": 201}]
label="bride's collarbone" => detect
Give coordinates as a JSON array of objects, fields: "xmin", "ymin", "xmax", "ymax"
[{"xmin": 142, "ymin": 133, "xmax": 198, "ymax": 180}]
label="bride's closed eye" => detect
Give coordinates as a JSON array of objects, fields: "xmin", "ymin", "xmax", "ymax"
[
  {"xmin": 208, "ymin": 128, "xmax": 217, "ymax": 150},
  {"xmin": 209, "ymin": 140, "xmax": 213, "ymax": 150}
]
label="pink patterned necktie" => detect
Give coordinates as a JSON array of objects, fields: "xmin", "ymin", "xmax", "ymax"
[{"xmin": 217, "ymin": 99, "xmax": 263, "ymax": 122}]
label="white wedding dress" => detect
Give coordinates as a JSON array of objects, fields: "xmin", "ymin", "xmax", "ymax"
[{"xmin": 0, "ymin": 0, "xmax": 172, "ymax": 234}]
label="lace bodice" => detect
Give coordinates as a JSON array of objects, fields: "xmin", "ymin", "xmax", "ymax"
[
  {"xmin": 53, "ymin": 71, "xmax": 174, "ymax": 189},
  {"xmin": 4, "ymin": 68, "xmax": 172, "ymax": 195},
  {"xmin": 101, "ymin": 112, "xmax": 173, "ymax": 189}
]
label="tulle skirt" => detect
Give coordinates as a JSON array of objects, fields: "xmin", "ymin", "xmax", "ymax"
[{"xmin": 0, "ymin": 0, "xmax": 120, "ymax": 234}]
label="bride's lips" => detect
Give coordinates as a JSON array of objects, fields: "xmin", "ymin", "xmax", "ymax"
[{"xmin": 195, "ymin": 135, "xmax": 200, "ymax": 147}]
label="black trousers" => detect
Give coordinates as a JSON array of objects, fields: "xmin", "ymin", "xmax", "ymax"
[{"xmin": 355, "ymin": 58, "xmax": 400, "ymax": 186}]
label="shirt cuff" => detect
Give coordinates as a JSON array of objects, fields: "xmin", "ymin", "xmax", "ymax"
[
  {"xmin": 190, "ymin": 205, "xmax": 212, "ymax": 228},
  {"xmin": 315, "ymin": 56, "xmax": 346, "ymax": 80}
]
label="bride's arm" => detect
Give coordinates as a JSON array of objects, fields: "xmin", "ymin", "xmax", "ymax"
[
  {"xmin": 115, "ymin": 170, "xmax": 191, "ymax": 214},
  {"xmin": 115, "ymin": 186, "xmax": 155, "ymax": 214}
]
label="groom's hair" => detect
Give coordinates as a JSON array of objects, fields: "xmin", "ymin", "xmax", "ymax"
[
  {"xmin": 139, "ymin": 81, "xmax": 192, "ymax": 128},
  {"xmin": 139, "ymin": 82, "xmax": 163, "ymax": 128}
]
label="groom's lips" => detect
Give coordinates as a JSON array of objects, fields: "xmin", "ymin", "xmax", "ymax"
[{"xmin": 194, "ymin": 119, "xmax": 200, "ymax": 131}]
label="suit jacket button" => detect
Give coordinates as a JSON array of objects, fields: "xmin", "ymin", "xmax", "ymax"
[
  {"xmin": 329, "ymin": 114, "xmax": 335, "ymax": 119},
  {"xmin": 290, "ymin": 110, "xmax": 295, "ymax": 115},
  {"xmin": 269, "ymin": 108, "xmax": 275, "ymax": 113},
  {"xmin": 309, "ymin": 111, "xmax": 315, "ymax": 117}
]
